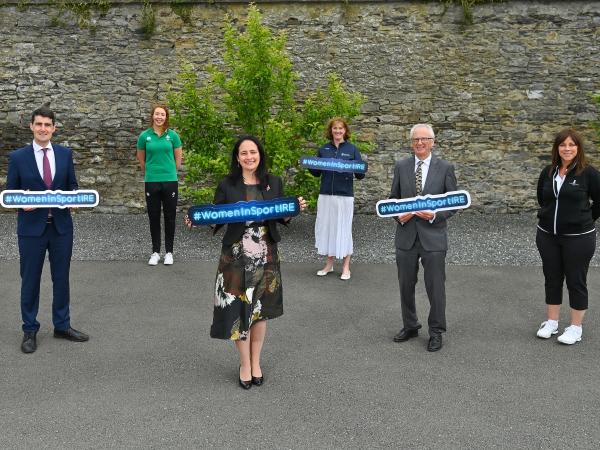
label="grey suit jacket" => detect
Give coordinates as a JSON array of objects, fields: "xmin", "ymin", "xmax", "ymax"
[{"xmin": 389, "ymin": 155, "xmax": 457, "ymax": 252}]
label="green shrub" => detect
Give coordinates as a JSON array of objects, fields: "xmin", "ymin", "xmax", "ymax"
[{"xmin": 168, "ymin": 4, "xmax": 371, "ymax": 207}]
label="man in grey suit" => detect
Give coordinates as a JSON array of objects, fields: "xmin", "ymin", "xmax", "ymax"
[{"xmin": 389, "ymin": 124, "xmax": 457, "ymax": 352}]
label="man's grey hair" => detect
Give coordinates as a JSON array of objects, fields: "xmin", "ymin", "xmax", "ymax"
[{"xmin": 409, "ymin": 123, "xmax": 435, "ymax": 140}]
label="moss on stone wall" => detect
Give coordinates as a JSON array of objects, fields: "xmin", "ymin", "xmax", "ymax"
[{"xmin": 2, "ymin": 1, "xmax": 502, "ymax": 27}]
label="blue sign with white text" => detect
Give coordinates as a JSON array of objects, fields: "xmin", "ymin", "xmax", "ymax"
[
  {"xmin": 189, "ymin": 197, "xmax": 300, "ymax": 225},
  {"xmin": 300, "ymin": 156, "xmax": 368, "ymax": 174},
  {"xmin": 376, "ymin": 190, "xmax": 471, "ymax": 217},
  {"xmin": 1, "ymin": 190, "xmax": 100, "ymax": 209}
]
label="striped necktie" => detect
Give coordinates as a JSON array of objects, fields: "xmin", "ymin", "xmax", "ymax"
[{"xmin": 415, "ymin": 160, "xmax": 423, "ymax": 195}]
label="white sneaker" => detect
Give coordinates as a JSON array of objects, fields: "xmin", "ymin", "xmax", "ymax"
[
  {"xmin": 557, "ymin": 325, "xmax": 582, "ymax": 345},
  {"xmin": 536, "ymin": 321, "xmax": 558, "ymax": 339},
  {"xmin": 163, "ymin": 252, "xmax": 173, "ymax": 265},
  {"xmin": 148, "ymin": 252, "xmax": 160, "ymax": 266}
]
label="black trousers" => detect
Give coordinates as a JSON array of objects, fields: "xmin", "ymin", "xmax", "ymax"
[
  {"xmin": 145, "ymin": 181, "xmax": 178, "ymax": 253},
  {"xmin": 536, "ymin": 229, "xmax": 596, "ymax": 310},
  {"xmin": 395, "ymin": 237, "xmax": 447, "ymax": 336}
]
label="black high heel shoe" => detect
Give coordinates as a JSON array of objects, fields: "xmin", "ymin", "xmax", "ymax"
[
  {"xmin": 251, "ymin": 375, "xmax": 264, "ymax": 386},
  {"xmin": 239, "ymin": 366, "xmax": 252, "ymax": 390},
  {"xmin": 239, "ymin": 378, "xmax": 252, "ymax": 389}
]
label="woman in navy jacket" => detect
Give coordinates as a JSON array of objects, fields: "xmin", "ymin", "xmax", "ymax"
[
  {"xmin": 310, "ymin": 118, "xmax": 364, "ymax": 280},
  {"xmin": 535, "ymin": 129, "xmax": 600, "ymax": 345}
]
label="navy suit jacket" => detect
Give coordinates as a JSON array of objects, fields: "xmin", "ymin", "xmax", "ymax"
[{"xmin": 6, "ymin": 143, "xmax": 78, "ymax": 237}]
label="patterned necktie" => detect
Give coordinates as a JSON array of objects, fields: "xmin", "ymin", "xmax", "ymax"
[
  {"xmin": 42, "ymin": 148, "xmax": 52, "ymax": 189},
  {"xmin": 415, "ymin": 160, "xmax": 423, "ymax": 195}
]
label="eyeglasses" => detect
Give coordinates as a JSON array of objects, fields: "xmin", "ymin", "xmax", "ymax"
[{"xmin": 411, "ymin": 138, "xmax": 434, "ymax": 143}]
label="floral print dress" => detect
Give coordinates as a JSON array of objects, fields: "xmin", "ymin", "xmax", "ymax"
[{"xmin": 210, "ymin": 185, "xmax": 283, "ymax": 340}]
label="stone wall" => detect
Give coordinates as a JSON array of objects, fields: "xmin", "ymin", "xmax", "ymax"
[{"xmin": 1, "ymin": 1, "xmax": 599, "ymax": 213}]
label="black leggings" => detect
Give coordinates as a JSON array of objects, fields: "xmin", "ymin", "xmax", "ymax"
[
  {"xmin": 536, "ymin": 229, "xmax": 596, "ymax": 310},
  {"xmin": 145, "ymin": 181, "xmax": 178, "ymax": 254}
]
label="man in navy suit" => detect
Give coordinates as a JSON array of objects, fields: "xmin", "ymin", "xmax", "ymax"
[
  {"xmin": 6, "ymin": 106, "xmax": 89, "ymax": 353},
  {"xmin": 389, "ymin": 124, "xmax": 457, "ymax": 352}
]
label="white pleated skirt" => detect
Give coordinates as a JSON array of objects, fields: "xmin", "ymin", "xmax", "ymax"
[{"xmin": 314, "ymin": 194, "xmax": 354, "ymax": 259}]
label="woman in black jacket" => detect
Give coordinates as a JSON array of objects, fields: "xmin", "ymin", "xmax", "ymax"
[
  {"xmin": 199, "ymin": 136, "xmax": 305, "ymax": 389},
  {"xmin": 535, "ymin": 129, "xmax": 600, "ymax": 345}
]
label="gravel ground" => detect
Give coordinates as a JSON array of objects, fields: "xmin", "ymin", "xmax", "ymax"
[{"xmin": 0, "ymin": 211, "xmax": 583, "ymax": 266}]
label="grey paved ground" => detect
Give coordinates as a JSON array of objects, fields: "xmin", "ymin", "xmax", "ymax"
[{"xmin": 1, "ymin": 213, "xmax": 599, "ymax": 449}]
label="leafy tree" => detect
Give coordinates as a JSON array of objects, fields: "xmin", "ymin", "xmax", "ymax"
[{"xmin": 168, "ymin": 4, "xmax": 370, "ymax": 207}]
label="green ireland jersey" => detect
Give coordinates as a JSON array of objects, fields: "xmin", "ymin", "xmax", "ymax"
[{"xmin": 137, "ymin": 128, "xmax": 182, "ymax": 182}]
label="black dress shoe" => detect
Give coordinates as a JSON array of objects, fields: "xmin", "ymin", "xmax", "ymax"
[
  {"xmin": 393, "ymin": 328, "xmax": 419, "ymax": 342},
  {"xmin": 53, "ymin": 327, "xmax": 89, "ymax": 342},
  {"xmin": 251, "ymin": 375, "xmax": 264, "ymax": 386},
  {"xmin": 427, "ymin": 335, "xmax": 443, "ymax": 352},
  {"xmin": 21, "ymin": 332, "xmax": 37, "ymax": 354}
]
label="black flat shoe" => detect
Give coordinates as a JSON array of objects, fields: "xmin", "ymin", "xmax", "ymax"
[
  {"xmin": 251, "ymin": 376, "xmax": 264, "ymax": 386},
  {"xmin": 21, "ymin": 332, "xmax": 37, "ymax": 354}
]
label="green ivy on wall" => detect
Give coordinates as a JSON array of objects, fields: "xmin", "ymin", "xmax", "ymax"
[
  {"xmin": 50, "ymin": 0, "xmax": 110, "ymax": 29},
  {"xmin": 441, "ymin": 0, "xmax": 503, "ymax": 24},
  {"xmin": 592, "ymin": 92, "xmax": 600, "ymax": 140},
  {"xmin": 139, "ymin": 0, "xmax": 156, "ymax": 38},
  {"xmin": 170, "ymin": 0, "xmax": 192, "ymax": 24}
]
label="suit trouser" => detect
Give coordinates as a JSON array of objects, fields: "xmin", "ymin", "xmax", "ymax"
[
  {"xmin": 535, "ymin": 229, "xmax": 595, "ymax": 310},
  {"xmin": 145, "ymin": 181, "xmax": 178, "ymax": 254},
  {"xmin": 18, "ymin": 222, "xmax": 73, "ymax": 332},
  {"xmin": 395, "ymin": 237, "xmax": 447, "ymax": 335}
]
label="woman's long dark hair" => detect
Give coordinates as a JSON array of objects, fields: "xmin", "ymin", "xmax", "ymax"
[
  {"xmin": 550, "ymin": 128, "xmax": 587, "ymax": 177},
  {"xmin": 228, "ymin": 135, "xmax": 269, "ymax": 187}
]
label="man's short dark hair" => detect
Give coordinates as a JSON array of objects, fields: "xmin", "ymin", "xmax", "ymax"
[{"xmin": 31, "ymin": 106, "xmax": 55, "ymax": 125}]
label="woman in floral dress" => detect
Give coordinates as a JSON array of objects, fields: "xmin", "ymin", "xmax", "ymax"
[{"xmin": 207, "ymin": 136, "xmax": 305, "ymax": 389}]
